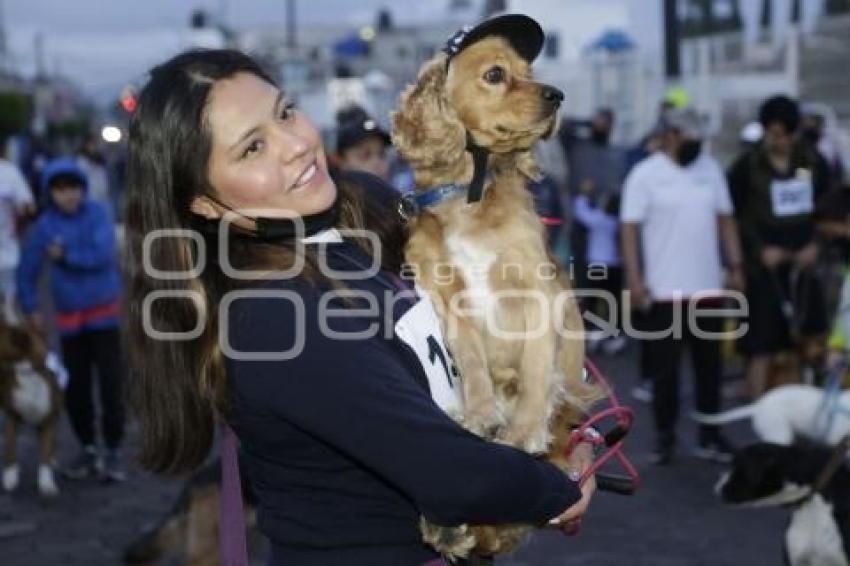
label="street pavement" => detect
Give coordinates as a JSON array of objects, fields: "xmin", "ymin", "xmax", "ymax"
[{"xmin": 1, "ymin": 344, "xmax": 787, "ymax": 565}]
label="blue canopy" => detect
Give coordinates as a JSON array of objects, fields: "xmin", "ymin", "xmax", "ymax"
[
  {"xmin": 588, "ymin": 30, "xmax": 635, "ymax": 53},
  {"xmin": 334, "ymin": 34, "xmax": 369, "ymax": 57}
]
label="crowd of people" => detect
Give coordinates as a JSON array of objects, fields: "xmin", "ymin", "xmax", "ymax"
[
  {"xmin": 0, "ymin": 39, "xmax": 848, "ymax": 565},
  {"xmin": 557, "ymin": 94, "xmax": 847, "ymax": 466}
]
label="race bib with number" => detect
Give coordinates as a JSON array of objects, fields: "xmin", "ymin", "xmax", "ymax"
[
  {"xmin": 393, "ymin": 288, "xmax": 464, "ymax": 415},
  {"xmin": 770, "ymin": 176, "xmax": 813, "ymax": 218}
]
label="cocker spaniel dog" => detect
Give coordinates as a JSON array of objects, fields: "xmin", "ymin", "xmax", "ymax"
[{"xmin": 392, "ymin": 15, "xmax": 598, "ymax": 560}]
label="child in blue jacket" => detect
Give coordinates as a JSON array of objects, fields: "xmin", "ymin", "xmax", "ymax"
[{"xmin": 16, "ymin": 157, "xmax": 125, "ymax": 482}]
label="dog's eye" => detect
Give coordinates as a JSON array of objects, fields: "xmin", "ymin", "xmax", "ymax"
[{"xmin": 483, "ymin": 66, "xmax": 505, "ymax": 85}]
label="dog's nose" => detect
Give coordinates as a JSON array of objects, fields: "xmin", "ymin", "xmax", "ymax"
[{"xmin": 542, "ymin": 86, "xmax": 565, "ymax": 104}]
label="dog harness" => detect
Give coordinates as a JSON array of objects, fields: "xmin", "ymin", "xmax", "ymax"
[{"xmin": 11, "ymin": 362, "xmax": 52, "ymax": 425}]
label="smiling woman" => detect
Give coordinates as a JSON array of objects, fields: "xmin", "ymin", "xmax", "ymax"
[
  {"xmin": 124, "ymin": 48, "xmax": 590, "ymax": 566},
  {"xmin": 192, "ymin": 73, "xmax": 337, "ymax": 223}
]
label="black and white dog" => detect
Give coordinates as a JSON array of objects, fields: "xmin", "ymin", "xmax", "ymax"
[{"xmin": 716, "ymin": 443, "xmax": 850, "ymax": 566}]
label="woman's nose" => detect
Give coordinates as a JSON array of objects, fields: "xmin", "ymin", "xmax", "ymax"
[{"xmin": 275, "ymin": 126, "xmax": 311, "ymax": 163}]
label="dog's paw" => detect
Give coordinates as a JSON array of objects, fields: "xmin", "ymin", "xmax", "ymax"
[
  {"xmin": 464, "ymin": 399, "xmax": 507, "ymax": 439},
  {"xmin": 500, "ymin": 424, "xmax": 552, "ymax": 455},
  {"xmin": 37, "ymin": 465, "xmax": 59, "ymax": 497},
  {"xmin": 2, "ymin": 464, "xmax": 20, "ymax": 492},
  {"xmin": 420, "ymin": 519, "xmax": 477, "ymax": 561}
]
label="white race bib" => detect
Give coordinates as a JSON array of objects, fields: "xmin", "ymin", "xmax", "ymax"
[
  {"xmin": 393, "ymin": 288, "xmax": 464, "ymax": 415},
  {"xmin": 770, "ymin": 176, "xmax": 813, "ymax": 217}
]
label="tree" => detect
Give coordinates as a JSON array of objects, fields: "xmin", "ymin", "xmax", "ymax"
[{"xmin": 0, "ymin": 91, "xmax": 31, "ymax": 145}]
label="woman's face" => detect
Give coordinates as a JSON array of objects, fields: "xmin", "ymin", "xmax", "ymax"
[{"xmin": 198, "ymin": 72, "xmax": 337, "ymax": 223}]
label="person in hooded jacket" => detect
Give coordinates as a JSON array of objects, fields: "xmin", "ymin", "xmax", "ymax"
[{"xmin": 16, "ymin": 156, "xmax": 126, "ymax": 482}]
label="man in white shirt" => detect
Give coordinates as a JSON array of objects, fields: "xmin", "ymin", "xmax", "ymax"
[
  {"xmin": 0, "ymin": 157, "xmax": 35, "ymax": 322},
  {"xmin": 620, "ymin": 109, "xmax": 745, "ymax": 465}
]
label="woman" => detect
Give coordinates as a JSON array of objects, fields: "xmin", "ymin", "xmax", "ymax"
[{"xmin": 125, "ymin": 49, "xmax": 594, "ymax": 566}]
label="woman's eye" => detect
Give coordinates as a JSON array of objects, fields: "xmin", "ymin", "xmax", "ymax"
[
  {"xmin": 279, "ymin": 101, "xmax": 296, "ymax": 121},
  {"xmin": 241, "ymin": 139, "xmax": 263, "ymax": 159},
  {"xmin": 483, "ymin": 66, "xmax": 505, "ymax": 84}
]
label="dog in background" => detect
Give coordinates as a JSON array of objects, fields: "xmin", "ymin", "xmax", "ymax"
[
  {"xmin": 123, "ymin": 457, "xmax": 257, "ymax": 566},
  {"xmin": 0, "ymin": 319, "xmax": 63, "ymax": 497},
  {"xmin": 716, "ymin": 443, "xmax": 850, "ymax": 566},
  {"xmin": 392, "ymin": 15, "xmax": 597, "ymax": 558},
  {"xmin": 692, "ymin": 384, "xmax": 850, "ymax": 446}
]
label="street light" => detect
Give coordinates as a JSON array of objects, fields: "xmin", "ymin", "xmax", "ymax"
[{"xmin": 101, "ymin": 125, "xmax": 122, "ymax": 143}]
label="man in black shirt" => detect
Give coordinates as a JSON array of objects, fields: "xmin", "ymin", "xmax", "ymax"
[{"xmin": 728, "ymin": 95, "xmax": 831, "ymax": 397}]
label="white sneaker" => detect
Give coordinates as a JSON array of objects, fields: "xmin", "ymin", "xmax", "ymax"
[
  {"xmin": 38, "ymin": 464, "xmax": 59, "ymax": 497},
  {"xmin": 602, "ymin": 335, "xmax": 628, "ymax": 355},
  {"xmin": 586, "ymin": 330, "xmax": 606, "ymax": 354},
  {"xmin": 2, "ymin": 464, "xmax": 20, "ymax": 492},
  {"xmin": 631, "ymin": 382, "xmax": 653, "ymax": 403}
]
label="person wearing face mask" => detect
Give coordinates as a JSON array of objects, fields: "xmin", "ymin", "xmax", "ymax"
[
  {"xmin": 620, "ymin": 108, "xmax": 745, "ymax": 465},
  {"xmin": 728, "ymin": 95, "xmax": 831, "ymax": 399},
  {"xmin": 124, "ymin": 49, "xmax": 596, "ymax": 566}
]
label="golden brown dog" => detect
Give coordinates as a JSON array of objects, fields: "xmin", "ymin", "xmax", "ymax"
[
  {"xmin": 0, "ymin": 320, "xmax": 63, "ymax": 497},
  {"xmin": 392, "ymin": 36, "xmax": 598, "ymax": 559}
]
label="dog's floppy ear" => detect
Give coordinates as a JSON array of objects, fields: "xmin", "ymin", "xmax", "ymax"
[{"xmin": 391, "ymin": 53, "xmax": 466, "ymax": 184}]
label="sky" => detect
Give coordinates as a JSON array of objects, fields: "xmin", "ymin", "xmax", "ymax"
[
  {"xmin": 5, "ymin": 0, "xmax": 442, "ymax": 97},
  {"xmin": 2, "ymin": 0, "xmax": 650, "ymax": 100}
]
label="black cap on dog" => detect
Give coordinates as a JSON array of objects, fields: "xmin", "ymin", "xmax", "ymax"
[{"xmin": 443, "ymin": 14, "xmax": 545, "ymax": 65}]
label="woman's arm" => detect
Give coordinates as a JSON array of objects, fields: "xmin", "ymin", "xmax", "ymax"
[{"xmin": 226, "ymin": 282, "xmax": 581, "ymax": 527}]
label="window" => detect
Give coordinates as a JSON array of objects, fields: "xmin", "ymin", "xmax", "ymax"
[{"xmin": 545, "ymin": 33, "xmax": 559, "ymax": 59}]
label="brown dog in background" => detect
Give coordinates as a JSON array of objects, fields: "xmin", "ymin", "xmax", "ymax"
[
  {"xmin": 392, "ymin": 26, "xmax": 598, "ymax": 559},
  {"xmin": 0, "ymin": 319, "xmax": 63, "ymax": 497},
  {"xmin": 122, "ymin": 457, "xmax": 258, "ymax": 566}
]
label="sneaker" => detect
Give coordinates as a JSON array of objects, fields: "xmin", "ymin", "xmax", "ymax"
[
  {"xmin": 100, "ymin": 450, "xmax": 127, "ymax": 483},
  {"xmin": 601, "ymin": 335, "xmax": 628, "ymax": 356},
  {"xmin": 631, "ymin": 381, "xmax": 653, "ymax": 403},
  {"xmin": 585, "ymin": 330, "xmax": 605, "ymax": 354},
  {"xmin": 693, "ymin": 434, "xmax": 735, "ymax": 464},
  {"xmin": 650, "ymin": 443, "xmax": 674, "ymax": 466},
  {"xmin": 63, "ymin": 445, "xmax": 101, "ymax": 480}
]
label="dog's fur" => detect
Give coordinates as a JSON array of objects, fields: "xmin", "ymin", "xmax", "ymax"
[
  {"xmin": 716, "ymin": 443, "xmax": 850, "ymax": 566},
  {"xmin": 693, "ymin": 384, "xmax": 850, "ymax": 446},
  {"xmin": 123, "ymin": 457, "xmax": 257, "ymax": 565},
  {"xmin": 0, "ymin": 322, "xmax": 62, "ymax": 497},
  {"xmin": 392, "ymin": 36, "xmax": 597, "ymax": 558}
]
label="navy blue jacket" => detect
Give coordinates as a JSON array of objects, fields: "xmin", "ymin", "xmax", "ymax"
[{"xmin": 226, "ymin": 235, "xmax": 581, "ymax": 565}]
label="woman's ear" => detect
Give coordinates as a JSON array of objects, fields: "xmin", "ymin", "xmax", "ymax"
[
  {"xmin": 189, "ymin": 196, "xmax": 220, "ymax": 220},
  {"xmin": 391, "ymin": 53, "xmax": 466, "ymax": 175}
]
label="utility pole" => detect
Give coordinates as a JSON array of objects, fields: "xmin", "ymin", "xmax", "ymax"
[
  {"xmin": 663, "ymin": 0, "xmax": 681, "ymax": 78},
  {"xmin": 286, "ymin": 0, "xmax": 297, "ymax": 49},
  {"xmin": 34, "ymin": 32, "xmax": 46, "ymax": 79},
  {"xmin": 0, "ymin": 0, "xmax": 7, "ymax": 73}
]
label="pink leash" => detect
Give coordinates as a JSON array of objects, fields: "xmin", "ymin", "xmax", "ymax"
[{"xmin": 565, "ymin": 358, "xmax": 641, "ymax": 495}]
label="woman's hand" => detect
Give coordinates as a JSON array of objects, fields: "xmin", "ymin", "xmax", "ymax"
[{"xmin": 549, "ymin": 442, "xmax": 596, "ymax": 535}]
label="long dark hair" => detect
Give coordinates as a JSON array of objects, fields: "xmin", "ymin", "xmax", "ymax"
[{"xmin": 125, "ymin": 49, "xmax": 404, "ymax": 474}]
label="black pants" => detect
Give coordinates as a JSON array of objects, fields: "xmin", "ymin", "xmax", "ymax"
[
  {"xmin": 640, "ymin": 301, "xmax": 722, "ymax": 445},
  {"xmin": 581, "ymin": 265, "xmax": 623, "ymax": 332},
  {"xmin": 61, "ymin": 327, "xmax": 125, "ymax": 449}
]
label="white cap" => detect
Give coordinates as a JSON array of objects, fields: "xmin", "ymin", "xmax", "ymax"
[
  {"xmin": 662, "ymin": 108, "xmax": 708, "ymax": 139},
  {"xmin": 740, "ymin": 121, "xmax": 764, "ymax": 143}
]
